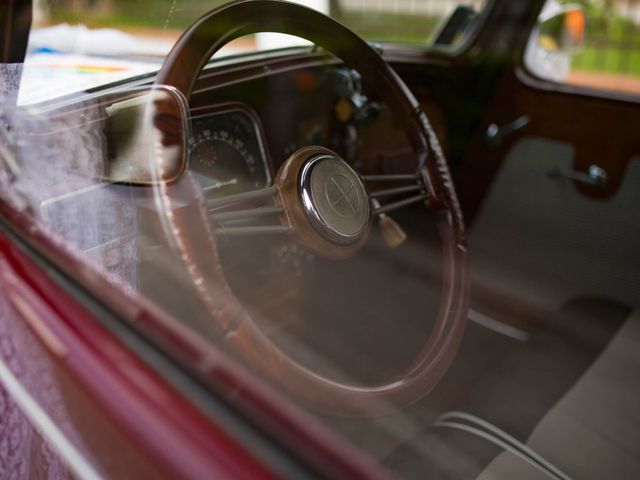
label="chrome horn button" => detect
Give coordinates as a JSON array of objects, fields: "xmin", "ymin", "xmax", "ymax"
[{"xmin": 299, "ymin": 155, "xmax": 370, "ymax": 245}]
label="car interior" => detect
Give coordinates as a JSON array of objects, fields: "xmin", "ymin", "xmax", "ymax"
[{"xmin": 1, "ymin": 0, "xmax": 640, "ymax": 478}]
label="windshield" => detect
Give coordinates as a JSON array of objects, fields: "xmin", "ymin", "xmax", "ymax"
[
  {"xmin": 19, "ymin": 0, "xmax": 488, "ymax": 104},
  {"xmin": 36, "ymin": 0, "xmax": 486, "ymax": 45}
]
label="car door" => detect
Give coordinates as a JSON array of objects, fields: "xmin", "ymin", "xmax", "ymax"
[{"xmin": 453, "ymin": 0, "xmax": 640, "ymax": 327}]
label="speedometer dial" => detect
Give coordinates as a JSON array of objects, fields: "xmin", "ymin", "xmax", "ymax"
[{"xmin": 189, "ymin": 104, "xmax": 271, "ymax": 196}]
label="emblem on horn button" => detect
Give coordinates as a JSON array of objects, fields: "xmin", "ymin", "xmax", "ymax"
[
  {"xmin": 299, "ymin": 154, "xmax": 369, "ymax": 245},
  {"xmin": 325, "ymin": 173, "xmax": 360, "ymax": 218}
]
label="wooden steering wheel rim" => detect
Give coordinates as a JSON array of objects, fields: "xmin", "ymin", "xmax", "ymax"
[{"xmin": 154, "ymin": 0, "xmax": 469, "ymax": 416}]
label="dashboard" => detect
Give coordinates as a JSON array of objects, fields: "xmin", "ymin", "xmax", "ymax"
[{"xmin": 184, "ymin": 60, "xmax": 434, "ymax": 199}]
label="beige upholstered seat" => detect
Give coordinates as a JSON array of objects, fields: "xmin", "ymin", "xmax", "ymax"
[{"xmin": 477, "ymin": 311, "xmax": 640, "ymax": 479}]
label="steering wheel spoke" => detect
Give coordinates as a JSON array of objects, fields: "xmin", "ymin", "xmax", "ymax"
[
  {"xmin": 363, "ymin": 172, "xmax": 432, "ymax": 215},
  {"xmin": 208, "ymin": 185, "xmax": 291, "ymax": 237},
  {"xmin": 207, "ymin": 185, "xmax": 279, "ymax": 209},
  {"xmin": 215, "ymin": 225, "xmax": 291, "ymax": 237}
]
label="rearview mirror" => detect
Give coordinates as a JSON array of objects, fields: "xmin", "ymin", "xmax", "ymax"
[
  {"xmin": 104, "ymin": 86, "xmax": 189, "ymax": 185},
  {"xmin": 537, "ymin": 4, "xmax": 586, "ymax": 54},
  {"xmin": 13, "ymin": 86, "xmax": 189, "ymax": 187}
]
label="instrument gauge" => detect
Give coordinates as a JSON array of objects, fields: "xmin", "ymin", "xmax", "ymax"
[{"xmin": 189, "ymin": 104, "xmax": 271, "ymax": 196}]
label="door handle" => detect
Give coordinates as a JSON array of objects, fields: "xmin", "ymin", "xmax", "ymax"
[
  {"xmin": 549, "ymin": 164, "xmax": 608, "ymax": 189},
  {"xmin": 485, "ymin": 115, "xmax": 531, "ymax": 146}
]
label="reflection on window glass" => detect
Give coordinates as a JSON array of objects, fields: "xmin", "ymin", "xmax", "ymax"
[{"xmin": 1, "ymin": 1, "xmax": 640, "ymax": 479}]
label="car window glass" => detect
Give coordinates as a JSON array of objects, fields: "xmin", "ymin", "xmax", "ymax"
[
  {"xmin": 525, "ymin": 0, "xmax": 640, "ymax": 96},
  {"xmin": 8, "ymin": 2, "xmax": 640, "ymax": 480}
]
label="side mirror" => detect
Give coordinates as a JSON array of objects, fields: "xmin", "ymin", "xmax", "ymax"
[
  {"xmin": 537, "ymin": 4, "xmax": 586, "ymax": 54},
  {"xmin": 525, "ymin": 2, "xmax": 586, "ymax": 81}
]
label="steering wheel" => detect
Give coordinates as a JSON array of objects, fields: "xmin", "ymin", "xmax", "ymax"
[{"xmin": 153, "ymin": 0, "xmax": 469, "ymax": 416}]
